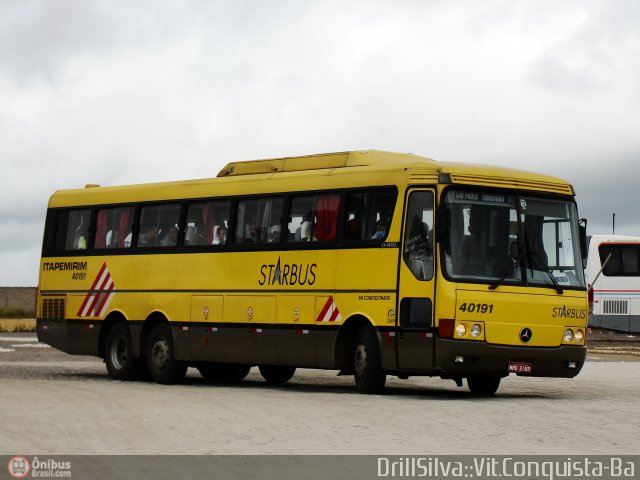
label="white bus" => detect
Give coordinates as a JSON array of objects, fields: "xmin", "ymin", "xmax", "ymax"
[{"xmin": 586, "ymin": 234, "xmax": 640, "ymax": 333}]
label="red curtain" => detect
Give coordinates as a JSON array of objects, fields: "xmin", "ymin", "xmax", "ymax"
[
  {"xmin": 315, "ymin": 195, "xmax": 340, "ymax": 241},
  {"xmin": 117, "ymin": 208, "xmax": 132, "ymax": 248},
  {"xmin": 95, "ymin": 210, "xmax": 108, "ymax": 249},
  {"xmin": 202, "ymin": 203, "xmax": 216, "ymax": 245}
]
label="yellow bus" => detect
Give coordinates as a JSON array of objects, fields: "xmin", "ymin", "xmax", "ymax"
[{"xmin": 37, "ymin": 150, "xmax": 588, "ymax": 395}]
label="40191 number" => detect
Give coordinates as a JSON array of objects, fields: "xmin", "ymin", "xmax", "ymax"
[{"xmin": 458, "ymin": 302, "xmax": 494, "ymax": 314}]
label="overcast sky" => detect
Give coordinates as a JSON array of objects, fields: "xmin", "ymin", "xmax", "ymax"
[{"xmin": 1, "ymin": 0, "xmax": 639, "ymax": 286}]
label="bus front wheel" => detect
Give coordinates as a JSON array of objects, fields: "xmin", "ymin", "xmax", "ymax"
[
  {"xmin": 146, "ymin": 324, "xmax": 187, "ymax": 385},
  {"xmin": 259, "ymin": 365, "xmax": 296, "ymax": 384},
  {"xmin": 353, "ymin": 326, "xmax": 386, "ymax": 394},
  {"xmin": 467, "ymin": 375, "xmax": 501, "ymax": 395}
]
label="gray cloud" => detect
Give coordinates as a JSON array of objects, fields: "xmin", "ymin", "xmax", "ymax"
[
  {"xmin": 0, "ymin": 0, "xmax": 118, "ymax": 80},
  {"xmin": 1, "ymin": 0, "xmax": 639, "ymax": 285},
  {"xmin": 567, "ymin": 153, "xmax": 640, "ymax": 236}
]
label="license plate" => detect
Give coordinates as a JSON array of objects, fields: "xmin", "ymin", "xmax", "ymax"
[{"xmin": 508, "ymin": 361, "xmax": 533, "ymax": 373}]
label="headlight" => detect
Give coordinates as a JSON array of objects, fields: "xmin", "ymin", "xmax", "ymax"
[
  {"xmin": 563, "ymin": 329, "xmax": 574, "ymax": 342},
  {"xmin": 455, "ymin": 324, "xmax": 467, "ymax": 337},
  {"xmin": 470, "ymin": 324, "xmax": 482, "ymax": 338},
  {"xmin": 574, "ymin": 329, "xmax": 584, "ymax": 342}
]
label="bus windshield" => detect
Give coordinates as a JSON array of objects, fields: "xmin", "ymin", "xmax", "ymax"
[{"xmin": 443, "ymin": 189, "xmax": 585, "ymax": 289}]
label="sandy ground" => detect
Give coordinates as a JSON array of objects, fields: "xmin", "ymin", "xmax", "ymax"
[{"xmin": 0, "ymin": 332, "xmax": 639, "ymax": 456}]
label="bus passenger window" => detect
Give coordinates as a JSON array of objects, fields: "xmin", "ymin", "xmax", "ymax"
[
  {"xmin": 235, "ymin": 197, "xmax": 283, "ymax": 245},
  {"xmin": 343, "ymin": 188, "xmax": 396, "ymax": 241},
  {"xmin": 58, "ymin": 209, "xmax": 91, "ymax": 251},
  {"xmin": 138, "ymin": 203, "xmax": 181, "ymax": 248},
  {"xmin": 287, "ymin": 193, "xmax": 340, "ymax": 243},
  {"xmin": 185, "ymin": 200, "xmax": 231, "ymax": 246},
  {"xmin": 94, "ymin": 207, "xmax": 133, "ymax": 249}
]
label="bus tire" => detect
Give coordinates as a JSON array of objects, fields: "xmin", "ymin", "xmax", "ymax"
[
  {"xmin": 353, "ymin": 326, "xmax": 386, "ymax": 394},
  {"xmin": 467, "ymin": 375, "xmax": 501, "ymax": 395},
  {"xmin": 105, "ymin": 323, "xmax": 138, "ymax": 380},
  {"xmin": 146, "ymin": 324, "xmax": 187, "ymax": 385},
  {"xmin": 198, "ymin": 363, "xmax": 251, "ymax": 383},
  {"xmin": 259, "ymin": 365, "xmax": 296, "ymax": 384}
]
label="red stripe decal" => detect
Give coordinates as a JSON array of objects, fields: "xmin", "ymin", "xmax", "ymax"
[
  {"xmin": 84, "ymin": 272, "xmax": 111, "ymax": 316},
  {"xmin": 76, "ymin": 262, "xmax": 108, "ymax": 316},
  {"xmin": 328, "ymin": 306, "xmax": 341, "ymax": 322},
  {"xmin": 316, "ymin": 296, "xmax": 333, "ymax": 322},
  {"xmin": 93, "ymin": 281, "xmax": 115, "ymax": 316}
]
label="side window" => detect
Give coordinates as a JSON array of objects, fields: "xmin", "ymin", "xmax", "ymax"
[
  {"xmin": 287, "ymin": 193, "xmax": 340, "ymax": 243},
  {"xmin": 369, "ymin": 190, "xmax": 396, "ymax": 240},
  {"xmin": 235, "ymin": 197, "xmax": 284, "ymax": 244},
  {"xmin": 184, "ymin": 201, "xmax": 231, "ymax": 246},
  {"xmin": 343, "ymin": 189, "xmax": 396, "ymax": 241},
  {"xmin": 344, "ymin": 192, "xmax": 366, "ymax": 240},
  {"xmin": 600, "ymin": 244, "xmax": 640, "ymax": 276},
  {"xmin": 403, "ymin": 191, "xmax": 434, "ymax": 281},
  {"xmin": 138, "ymin": 203, "xmax": 181, "ymax": 248},
  {"xmin": 42, "ymin": 211, "xmax": 57, "ymax": 253},
  {"xmin": 53, "ymin": 208, "xmax": 91, "ymax": 251},
  {"xmin": 94, "ymin": 207, "xmax": 134, "ymax": 249}
]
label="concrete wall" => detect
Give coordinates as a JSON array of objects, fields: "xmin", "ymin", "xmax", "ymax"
[{"xmin": 0, "ymin": 287, "xmax": 37, "ymax": 315}]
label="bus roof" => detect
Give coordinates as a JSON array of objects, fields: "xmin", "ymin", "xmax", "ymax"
[
  {"xmin": 589, "ymin": 234, "xmax": 640, "ymax": 244},
  {"xmin": 48, "ymin": 150, "xmax": 575, "ymax": 208}
]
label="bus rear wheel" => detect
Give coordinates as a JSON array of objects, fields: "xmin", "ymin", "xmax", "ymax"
[
  {"xmin": 146, "ymin": 324, "xmax": 187, "ymax": 385},
  {"xmin": 198, "ymin": 363, "xmax": 251, "ymax": 383},
  {"xmin": 259, "ymin": 365, "xmax": 296, "ymax": 384},
  {"xmin": 105, "ymin": 323, "xmax": 139, "ymax": 380},
  {"xmin": 467, "ymin": 375, "xmax": 501, "ymax": 395},
  {"xmin": 353, "ymin": 326, "xmax": 386, "ymax": 394}
]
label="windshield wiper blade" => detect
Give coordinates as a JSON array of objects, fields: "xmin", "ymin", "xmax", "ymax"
[
  {"xmin": 528, "ymin": 251, "xmax": 564, "ymax": 294},
  {"xmin": 489, "ymin": 261, "xmax": 515, "ymax": 290}
]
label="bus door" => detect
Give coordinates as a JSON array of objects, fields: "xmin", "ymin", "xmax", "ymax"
[{"xmin": 396, "ymin": 189, "xmax": 436, "ymax": 373}]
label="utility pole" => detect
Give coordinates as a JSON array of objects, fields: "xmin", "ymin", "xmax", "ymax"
[{"xmin": 613, "ymin": 213, "xmax": 616, "ymax": 235}]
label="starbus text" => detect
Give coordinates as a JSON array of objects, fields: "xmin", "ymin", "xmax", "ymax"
[{"xmin": 258, "ymin": 259, "xmax": 317, "ymax": 286}]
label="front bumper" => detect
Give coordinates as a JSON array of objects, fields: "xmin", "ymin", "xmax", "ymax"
[{"xmin": 436, "ymin": 338, "xmax": 586, "ymax": 378}]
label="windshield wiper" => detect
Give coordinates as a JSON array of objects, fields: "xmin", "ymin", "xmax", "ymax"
[
  {"xmin": 527, "ymin": 251, "xmax": 564, "ymax": 294},
  {"xmin": 489, "ymin": 260, "xmax": 516, "ymax": 290}
]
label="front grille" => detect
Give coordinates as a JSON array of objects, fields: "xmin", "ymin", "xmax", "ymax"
[{"xmin": 42, "ymin": 297, "xmax": 65, "ymax": 320}]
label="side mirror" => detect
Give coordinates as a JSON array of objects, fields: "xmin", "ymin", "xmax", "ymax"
[{"xmin": 579, "ymin": 218, "xmax": 588, "ymax": 269}]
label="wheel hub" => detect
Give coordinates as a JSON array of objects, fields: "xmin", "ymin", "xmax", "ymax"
[
  {"xmin": 354, "ymin": 343, "xmax": 367, "ymax": 378},
  {"xmin": 110, "ymin": 336, "xmax": 127, "ymax": 370},
  {"xmin": 151, "ymin": 339, "xmax": 170, "ymax": 372}
]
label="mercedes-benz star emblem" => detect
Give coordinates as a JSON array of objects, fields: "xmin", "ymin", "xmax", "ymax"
[{"xmin": 519, "ymin": 328, "xmax": 533, "ymax": 343}]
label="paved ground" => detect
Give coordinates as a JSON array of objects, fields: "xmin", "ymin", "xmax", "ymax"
[{"xmin": 0, "ymin": 331, "xmax": 638, "ymax": 455}]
